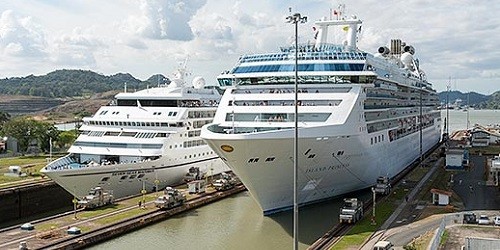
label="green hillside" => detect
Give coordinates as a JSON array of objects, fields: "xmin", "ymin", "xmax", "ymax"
[{"xmin": 0, "ymin": 70, "xmax": 168, "ymax": 98}]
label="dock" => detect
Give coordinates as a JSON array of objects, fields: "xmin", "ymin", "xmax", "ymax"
[{"xmin": 0, "ymin": 181, "xmax": 246, "ymax": 250}]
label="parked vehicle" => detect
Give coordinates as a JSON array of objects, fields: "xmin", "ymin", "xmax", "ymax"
[
  {"xmin": 78, "ymin": 187, "xmax": 114, "ymax": 209},
  {"xmin": 154, "ymin": 187, "xmax": 186, "ymax": 209},
  {"xmin": 373, "ymin": 240, "xmax": 393, "ymax": 250},
  {"xmin": 213, "ymin": 172, "xmax": 237, "ymax": 191},
  {"xmin": 373, "ymin": 176, "xmax": 391, "ymax": 195},
  {"xmin": 339, "ymin": 198, "xmax": 364, "ymax": 224},
  {"xmin": 493, "ymin": 216, "xmax": 500, "ymax": 226},
  {"xmin": 463, "ymin": 212, "xmax": 477, "ymax": 224},
  {"xmin": 477, "ymin": 215, "xmax": 490, "ymax": 225}
]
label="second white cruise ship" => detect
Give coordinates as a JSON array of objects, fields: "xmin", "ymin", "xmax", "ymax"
[
  {"xmin": 201, "ymin": 7, "xmax": 442, "ymax": 214},
  {"xmin": 42, "ymin": 66, "xmax": 229, "ymax": 199}
]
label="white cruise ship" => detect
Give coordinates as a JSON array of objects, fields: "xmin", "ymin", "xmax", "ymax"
[
  {"xmin": 201, "ymin": 8, "xmax": 442, "ymax": 214},
  {"xmin": 42, "ymin": 67, "xmax": 229, "ymax": 199}
]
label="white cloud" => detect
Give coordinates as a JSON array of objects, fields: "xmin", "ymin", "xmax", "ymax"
[
  {"xmin": 0, "ymin": 10, "xmax": 47, "ymax": 58},
  {"xmin": 0, "ymin": 0, "xmax": 499, "ymax": 94},
  {"xmin": 123, "ymin": 0, "xmax": 207, "ymax": 41}
]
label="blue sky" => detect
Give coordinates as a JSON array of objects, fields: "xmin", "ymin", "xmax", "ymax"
[{"xmin": 1, "ymin": 0, "xmax": 499, "ymax": 95}]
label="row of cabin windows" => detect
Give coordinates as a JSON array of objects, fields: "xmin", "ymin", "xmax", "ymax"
[
  {"xmin": 188, "ymin": 110, "xmax": 216, "ymax": 119},
  {"xmin": 230, "ymin": 99, "xmax": 342, "ymax": 107},
  {"xmin": 183, "ymin": 151, "xmax": 215, "ymax": 159},
  {"xmin": 85, "ymin": 120, "xmax": 183, "ymax": 127},
  {"xmin": 183, "ymin": 139, "xmax": 206, "ymax": 148},
  {"xmin": 371, "ymin": 134, "xmax": 385, "ymax": 145},
  {"xmin": 219, "ymin": 75, "xmax": 374, "ymax": 86},
  {"xmin": 83, "ymin": 131, "xmax": 168, "ymax": 139},
  {"xmin": 225, "ymin": 113, "xmax": 331, "ymax": 123},
  {"xmin": 231, "ymin": 87, "xmax": 352, "ymax": 94},
  {"xmin": 116, "ymin": 173, "xmax": 146, "ymax": 180},
  {"xmin": 231, "ymin": 63, "xmax": 365, "ymax": 74},
  {"xmin": 73, "ymin": 141, "xmax": 163, "ymax": 149}
]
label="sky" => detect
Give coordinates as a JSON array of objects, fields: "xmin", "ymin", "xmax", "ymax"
[{"xmin": 1, "ymin": 0, "xmax": 499, "ymax": 95}]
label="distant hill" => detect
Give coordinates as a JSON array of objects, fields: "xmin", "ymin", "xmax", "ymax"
[
  {"xmin": 0, "ymin": 69, "xmax": 168, "ymax": 98},
  {"xmin": 438, "ymin": 90, "xmax": 499, "ymax": 109}
]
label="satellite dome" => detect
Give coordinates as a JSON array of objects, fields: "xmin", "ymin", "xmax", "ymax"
[
  {"xmin": 192, "ymin": 76, "xmax": 206, "ymax": 89},
  {"xmin": 400, "ymin": 52, "xmax": 414, "ymax": 70}
]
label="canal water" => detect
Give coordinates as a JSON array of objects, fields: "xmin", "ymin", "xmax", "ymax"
[{"xmin": 90, "ymin": 109, "xmax": 499, "ymax": 250}]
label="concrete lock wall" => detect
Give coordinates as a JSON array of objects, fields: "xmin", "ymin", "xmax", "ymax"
[{"xmin": 0, "ymin": 183, "xmax": 73, "ymax": 225}]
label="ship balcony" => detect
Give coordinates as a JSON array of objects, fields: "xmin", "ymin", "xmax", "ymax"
[
  {"xmin": 43, "ymin": 154, "xmax": 80, "ymax": 172},
  {"xmin": 204, "ymin": 123, "xmax": 284, "ymax": 135},
  {"xmin": 43, "ymin": 153, "xmax": 162, "ymax": 172}
]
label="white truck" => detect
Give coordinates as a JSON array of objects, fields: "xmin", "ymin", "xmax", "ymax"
[
  {"xmin": 154, "ymin": 187, "xmax": 186, "ymax": 209},
  {"xmin": 78, "ymin": 187, "xmax": 114, "ymax": 209},
  {"xmin": 213, "ymin": 172, "xmax": 237, "ymax": 191},
  {"xmin": 184, "ymin": 167, "xmax": 202, "ymax": 182},
  {"xmin": 339, "ymin": 198, "xmax": 364, "ymax": 224},
  {"xmin": 373, "ymin": 176, "xmax": 391, "ymax": 195}
]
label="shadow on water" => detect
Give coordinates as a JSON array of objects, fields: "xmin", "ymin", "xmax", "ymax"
[{"xmin": 268, "ymin": 188, "xmax": 372, "ymax": 245}]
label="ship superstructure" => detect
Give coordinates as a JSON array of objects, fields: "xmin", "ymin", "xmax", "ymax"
[
  {"xmin": 42, "ymin": 67, "xmax": 229, "ymax": 199},
  {"xmin": 201, "ymin": 8, "xmax": 441, "ymax": 214}
]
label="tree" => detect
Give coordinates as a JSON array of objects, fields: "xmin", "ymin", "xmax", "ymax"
[
  {"xmin": 57, "ymin": 130, "xmax": 77, "ymax": 149},
  {"xmin": 0, "ymin": 111, "xmax": 10, "ymax": 130},
  {"xmin": 1, "ymin": 117, "xmax": 59, "ymax": 153},
  {"xmin": 35, "ymin": 122, "xmax": 60, "ymax": 152}
]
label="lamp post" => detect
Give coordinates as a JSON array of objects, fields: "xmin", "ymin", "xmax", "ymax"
[
  {"xmin": 141, "ymin": 180, "xmax": 147, "ymax": 208},
  {"xmin": 2, "ymin": 136, "xmax": 7, "ymax": 154},
  {"xmin": 419, "ymin": 87, "xmax": 423, "ymax": 166},
  {"xmin": 446, "ymin": 81, "xmax": 450, "ymax": 141},
  {"xmin": 286, "ymin": 11, "xmax": 307, "ymax": 250},
  {"xmin": 371, "ymin": 187, "xmax": 376, "ymax": 225}
]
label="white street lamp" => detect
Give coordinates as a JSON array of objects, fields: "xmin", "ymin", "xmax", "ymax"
[
  {"xmin": 419, "ymin": 87, "xmax": 423, "ymax": 165},
  {"xmin": 286, "ymin": 11, "xmax": 307, "ymax": 250}
]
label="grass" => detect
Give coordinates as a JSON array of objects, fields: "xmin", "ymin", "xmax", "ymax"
[
  {"xmin": 0, "ymin": 154, "xmax": 67, "ymax": 184},
  {"xmin": 92, "ymin": 207, "xmax": 152, "ymax": 225},
  {"xmin": 439, "ymin": 229, "xmax": 449, "ymax": 247},
  {"xmin": 408, "ymin": 230, "xmax": 434, "ymax": 250},
  {"xmin": 332, "ymin": 201, "xmax": 395, "ymax": 249},
  {"xmin": 36, "ymin": 222, "xmax": 61, "ymax": 231},
  {"xmin": 332, "ymin": 155, "xmax": 447, "ymax": 249}
]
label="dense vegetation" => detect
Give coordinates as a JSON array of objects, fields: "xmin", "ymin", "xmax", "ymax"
[
  {"xmin": 0, "ymin": 70, "xmax": 168, "ymax": 98},
  {"xmin": 438, "ymin": 90, "xmax": 499, "ymax": 109},
  {"xmin": 0, "ymin": 69, "xmax": 498, "ymax": 108}
]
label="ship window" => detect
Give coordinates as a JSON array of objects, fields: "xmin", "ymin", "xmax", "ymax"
[
  {"xmin": 137, "ymin": 174, "xmax": 145, "ymax": 178},
  {"xmin": 129, "ymin": 175, "xmax": 136, "ymax": 179},
  {"xmin": 371, "ymin": 138, "xmax": 373, "ymax": 145},
  {"xmin": 248, "ymin": 158, "xmax": 259, "ymax": 163},
  {"xmin": 265, "ymin": 157, "xmax": 275, "ymax": 162},
  {"xmin": 101, "ymin": 177, "xmax": 110, "ymax": 182}
]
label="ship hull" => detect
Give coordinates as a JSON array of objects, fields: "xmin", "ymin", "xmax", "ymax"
[
  {"xmin": 43, "ymin": 157, "xmax": 228, "ymax": 199},
  {"xmin": 203, "ymin": 122, "xmax": 440, "ymax": 214}
]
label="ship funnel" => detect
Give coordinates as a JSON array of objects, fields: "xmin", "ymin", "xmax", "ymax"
[
  {"xmin": 377, "ymin": 46, "xmax": 390, "ymax": 56},
  {"xmin": 390, "ymin": 39, "xmax": 402, "ymax": 55},
  {"xmin": 403, "ymin": 45, "xmax": 415, "ymax": 55}
]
